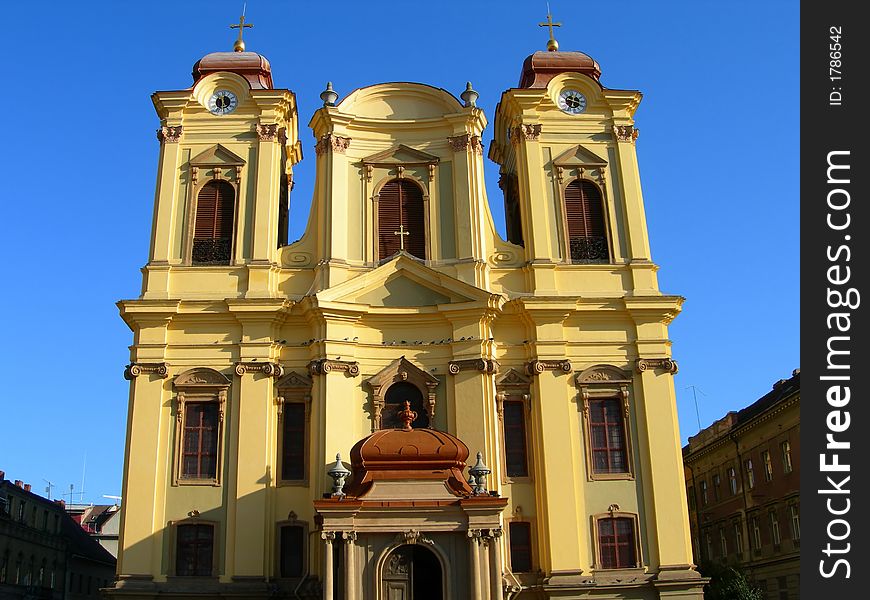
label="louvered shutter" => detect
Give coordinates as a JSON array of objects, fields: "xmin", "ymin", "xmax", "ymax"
[
  {"xmin": 378, "ymin": 181, "xmax": 402, "ymax": 259},
  {"xmin": 400, "ymin": 180, "xmax": 426, "ymax": 259},
  {"xmin": 193, "ymin": 181, "xmax": 235, "ymax": 264},
  {"xmin": 565, "ymin": 180, "xmax": 608, "ymax": 261}
]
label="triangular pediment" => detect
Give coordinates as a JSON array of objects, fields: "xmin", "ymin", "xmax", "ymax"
[
  {"xmin": 276, "ymin": 370, "xmax": 313, "ymax": 391},
  {"xmin": 316, "ymin": 252, "xmax": 499, "ymax": 308},
  {"xmin": 496, "ymin": 368, "xmax": 531, "ymax": 387},
  {"xmin": 552, "ymin": 144, "xmax": 607, "ymax": 168},
  {"xmin": 190, "ymin": 144, "xmax": 246, "ymax": 167},
  {"xmin": 362, "ymin": 144, "xmax": 439, "ymax": 165}
]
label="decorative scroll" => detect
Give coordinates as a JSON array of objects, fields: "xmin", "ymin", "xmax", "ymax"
[
  {"xmin": 234, "ymin": 362, "xmax": 285, "ymax": 377},
  {"xmin": 613, "ymin": 125, "xmax": 639, "ymax": 143},
  {"xmin": 510, "ymin": 124, "xmax": 542, "ymax": 144},
  {"xmin": 255, "ymin": 123, "xmax": 279, "ymax": 141},
  {"xmin": 315, "ymin": 134, "xmax": 351, "ymax": 156},
  {"xmin": 124, "ymin": 362, "xmax": 168, "ymax": 380},
  {"xmin": 156, "ymin": 126, "xmax": 182, "ymax": 143},
  {"xmin": 636, "ymin": 357, "xmax": 678, "ymax": 374},
  {"xmin": 447, "ymin": 133, "xmax": 484, "ymax": 154},
  {"xmin": 448, "ymin": 358, "xmax": 499, "ymax": 375},
  {"xmin": 308, "ymin": 358, "xmax": 360, "ymax": 377},
  {"xmin": 525, "ymin": 359, "xmax": 572, "ymax": 376}
]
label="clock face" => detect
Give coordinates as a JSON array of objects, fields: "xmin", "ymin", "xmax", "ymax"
[
  {"xmin": 208, "ymin": 90, "xmax": 238, "ymax": 115},
  {"xmin": 558, "ymin": 89, "xmax": 587, "ymax": 114}
]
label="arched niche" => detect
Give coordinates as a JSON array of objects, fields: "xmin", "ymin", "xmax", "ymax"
[{"xmin": 366, "ymin": 356, "xmax": 438, "ymax": 431}]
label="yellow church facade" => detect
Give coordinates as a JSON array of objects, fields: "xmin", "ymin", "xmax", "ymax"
[{"xmin": 109, "ymin": 22, "xmax": 704, "ymax": 600}]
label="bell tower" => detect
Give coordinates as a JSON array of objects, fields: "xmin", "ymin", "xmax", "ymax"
[
  {"xmin": 489, "ymin": 23, "xmax": 657, "ymax": 296},
  {"xmin": 145, "ymin": 20, "xmax": 301, "ymax": 299}
]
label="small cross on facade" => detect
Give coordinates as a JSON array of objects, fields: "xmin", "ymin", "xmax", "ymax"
[
  {"xmin": 394, "ymin": 225, "xmax": 410, "ymax": 251},
  {"xmin": 538, "ymin": 8, "xmax": 562, "ymax": 52},
  {"xmin": 230, "ymin": 13, "xmax": 253, "ymax": 52}
]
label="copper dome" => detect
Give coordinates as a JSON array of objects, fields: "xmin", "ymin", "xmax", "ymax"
[
  {"xmin": 519, "ymin": 50, "xmax": 602, "ymax": 88},
  {"xmin": 192, "ymin": 51, "xmax": 273, "ymax": 89},
  {"xmin": 344, "ymin": 426, "xmax": 474, "ymax": 497}
]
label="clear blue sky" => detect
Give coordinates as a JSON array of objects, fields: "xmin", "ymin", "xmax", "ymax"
[{"xmin": 1, "ymin": 1, "xmax": 798, "ymax": 504}]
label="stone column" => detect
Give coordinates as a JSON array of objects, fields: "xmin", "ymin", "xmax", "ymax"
[
  {"xmin": 343, "ymin": 531, "xmax": 357, "ymax": 600},
  {"xmin": 488, "ymin": 528, "xmax": 504, "ymax": 600},
  {"xmin": 322, "ymin": 532, "xmax": 335, "ymax": 600},
  {"xmin": 468, "ymin": 530, "xmax": 484, "ymax": 600}
]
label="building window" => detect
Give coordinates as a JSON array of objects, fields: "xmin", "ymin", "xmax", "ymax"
[
  {"xmin": 762, "ymin": 450, "xmax": 773, "ymax": 481},
  {"xmin": 500, "ymin": 172, "xmax": 523, "ymax": 246},
  {"xmin": 790, "ymin": 505, "xmax": 800, "ymax": 540},
  {"xmin": 734, "ymin": 522, "xmax": 744, "ymax": 554},
  {"xmin": 509, "ymin": 522, "xmax": 533, "ymax": 572},
  {"xmin": 712, "ymin": 473, "xmax": 721, "ymax": 501},
  {"xmin": 175, "ymin": 523, "xmax": 215, "ymax": 576},
  {"xmin": 376, "ymin": 179, "xmax": 427, "ymax": 260},
  {"xmin": 589, "ymin": 398, "xmax": 630, "ymax": 474},
  {"xmin": 181, "ymin": 402, "xmax": 219, "ymax": 479},
  {"xmin": 503, "ymin": 400, "xmax": 529, "ymax": 478},
  {"xmin": 719, "ymin": 527, "xmax": 727, "ymax": 557},
  {"xmin": 564, "ymin": 179, "xmax": 609, "ymax": 262},
  {"xmin": 751, "ymin": 517, "xmax": 762, "ymax": 551},
  {"xmin": 595, "ymin": 514, "xmax": 639, "ymax": 569},
  {"xmin": 281, "ymin": 403, "xmax": 306, "ymax": 481},
  {"xmin": 42, "ymin": 510, "xmax": 48, "ymax": 530},
  {"xmin": 192, "ymin": 180, "xmax": 235, "ymax": 265},
  {"xmin": 745, "ymin": 459, "xmax": 755, "ymax": 489},
  {"xmin": 17, "ymin": 500, "xmax": 25, "ymax": 522},
  {"xmin": 700, "ymin": 480, "xmax": 708, "ymax": 505},
  {"xmin": 687, "ymin": 486, "xmax": 696, "ymax": 510},
  {"xmin": 781, "ymin": 440, "xmax": 793, "ymax": 473},
  {"xmin": 0, "ymin": 552, "xmax": 7, "ymax": 583},
  {"xmin": 769, "ymin": 511, "xmax": 781, "ymax": 546},
  {"xmin": 279, "ymin": 524, "xmax": 305, "ymax": 578},
  {"xmin": 173, "ymin": 368, "xmax": 230, "ymax": 486},
  {"xmin": 727, "ymin": 467, "xmax": 738, "ymax": 495},
  {"xmin": 576, "ymin": 366, "xmax": 633, "ymax": 480},
  {"xmin": 704, "ymin": 532, "xmax": 713, "ymax": 560}
]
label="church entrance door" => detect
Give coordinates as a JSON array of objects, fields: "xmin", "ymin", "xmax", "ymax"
[{"xmin": 381, "ymin": 544, "xmax": 443, "ymax": 600}]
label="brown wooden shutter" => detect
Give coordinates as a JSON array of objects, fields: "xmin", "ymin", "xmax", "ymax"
[
  {"xmin": 400, "ymin": 180, "xmax": 426, "ymax": 259},
  {"xmin": 509, "ymin": 522, "xmax": 533, "ymax": 572},
  {"xmin": 378, "ymin": 179, "xmax": 426, "ymax": 260},
  {"xmin": 504, "ymin": 400, "xmax": 529, "ymax": 477},
  {"xmin": 378, "ymin": 181, "xmax": 402, "ymax": 259},
  {"xmin": 195, "ymin": 181, "xmax": 235, "ymax": 239},
  {"xmin": 281, "ymin": 403, "xmax": 306, "ymax": 481},
  {"xmin": 565, "ymin": 180, "xmax": 608, "ymax": 261}
]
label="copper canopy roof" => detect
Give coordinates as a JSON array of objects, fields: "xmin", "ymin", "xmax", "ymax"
[
  {"xmin": 192, "ymin": 51, "xmax": 273, "ymax": 89},
  {"xmin": 519, "ymin": 50, "xmax": 602, "ymax": 88}
]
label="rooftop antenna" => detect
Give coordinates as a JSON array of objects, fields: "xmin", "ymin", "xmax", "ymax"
[
  {"xmin": 43, "ymin": 479, "xmax": 55, "ymax": 500},
  {"xmin": 685, "ymin": 385, "xmax": 706, "ymax": 430},
  {"xmin": 80, "ymin": 453, "xmax": 88, "ymax": 504}
]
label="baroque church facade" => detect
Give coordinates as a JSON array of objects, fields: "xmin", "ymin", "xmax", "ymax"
[{"xmin": 108, "ymin": 20, "xmax": 704, "ymax": 600}]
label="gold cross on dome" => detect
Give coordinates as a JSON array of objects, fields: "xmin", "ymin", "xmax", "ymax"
[
  {"xmin": 230, "ymin": 10, "xmax": 253, "ymax": 52},
  {"xmin": 538, "ymin": 6, "xmax": 562, "ymax": 52},
  {"xmin": 394, "ymin": 225, "xmax": 410, "ymax": 251}
]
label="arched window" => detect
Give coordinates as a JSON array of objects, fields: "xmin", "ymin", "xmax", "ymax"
[
  {"xmin": 192, "ymin": 180, "xmax": 235, "ymax": 264},
  {"xmin": 378, "ymin": 179, "xmax": 426, "ymax": 260},
  {"xmin": 564, "ymin": 179, "xmax": 609, "ymax": 262}
]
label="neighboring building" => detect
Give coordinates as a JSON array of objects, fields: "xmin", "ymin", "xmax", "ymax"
[
  {"xmin": 0, "ymin": 473, "xmax": 116, "ymax": 600},
  {"xmin": 65, "ymin": 505, "xmax": 120, "ymax": 558},
  {"xmin": 683, "ymin": 370, "xmax": 800, "ymax": 600},
  {"xmin": 109, "ymin": 16, "xmax": 703, "ymax": 600}
]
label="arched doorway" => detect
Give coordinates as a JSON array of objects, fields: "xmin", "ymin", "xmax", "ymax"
[
  {"xmin": 381, "ymin": 544, "xmax": 443, "ymax": 600},
  {"xmin": 383, "ymin": 382, "xmax": 429, "ymax": 428}
]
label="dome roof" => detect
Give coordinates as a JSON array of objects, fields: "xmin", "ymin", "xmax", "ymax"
[
  {"xmin": 519, "ymin": 50, "xmax": 602, "ymax": 88},
  {"xmin": 192, "ymin": 51, "xmax": 273, "ymax": 89},
  {"xmin": 344, "ymin": 422, "xmax": 474, "ymax": 498}
]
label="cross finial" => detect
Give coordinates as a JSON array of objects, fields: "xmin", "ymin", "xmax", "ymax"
[
  {"xmin": 230, "ymin": 4, "xmax": 253, "ymax": 52},
  {"xmin": 538, "ymin": 4, "xmax": 562, "ymax": 52},
  {"xmin": 394, "ymin": 224, "xmax": 410, "ymax": 251}
]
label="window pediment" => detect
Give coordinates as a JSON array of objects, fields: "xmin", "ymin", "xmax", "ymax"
[
  {"xmin": 552, "ymin": 144, "xmax": 607, "ymax": 168},
  {"xmin": 174, "ymin": 367, "xmax": 232, "ymax": 391},
  {"xmin": 362, "ymin": 144, "xmax": 439, "ymax": 166},
  {"xmin": 190, "ymin": 144, "xmax": 246, "ymax": 168}
]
